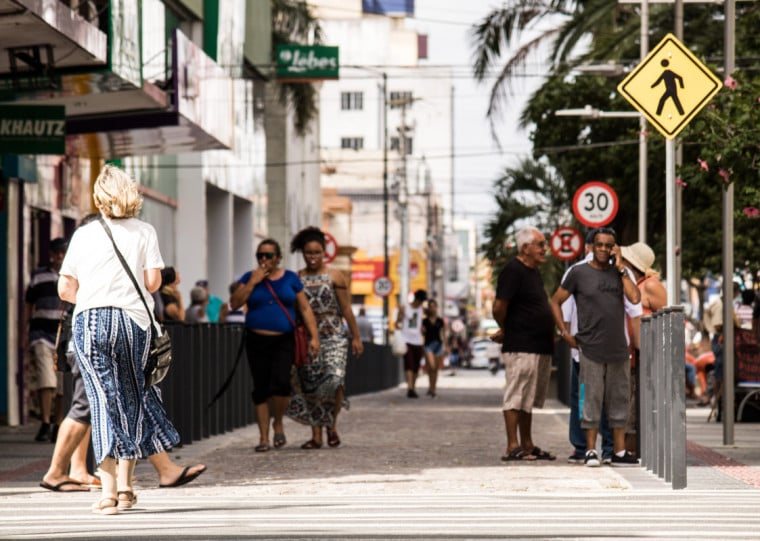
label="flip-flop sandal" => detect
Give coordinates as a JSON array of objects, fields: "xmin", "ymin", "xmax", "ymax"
[
  {"xmin": 158, "ymin": 465, "xmax": 207, "ymax": 488},
  {"xmin": 255, "ymin": 443, "xmax": 270, "ymax": 452},
  {"xmin": 531, "ymin": 447, "xmax": 557, "ymax": 461},
  {"xmin": 500, "ymin": 448, "xmax": 538, "ymax": 462},
  {"xmin": 327, "ymin": 430, "xmax": 341, "ymax": 448},
  {"xmin": 300, "ymin": 439, "xmax": 323, "ymax": 450},
  {"xmin": 273, "ymin": 433, "xmax": 287, "ymax": 448},
  {"xmin": 39, "ymin": 480, "xmax": 90, "ymax": 493}
]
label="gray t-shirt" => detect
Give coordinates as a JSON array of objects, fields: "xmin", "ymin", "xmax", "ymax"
[{"xmin": 561, "ymin": 262, "xmax": 629, "ymax": 363}]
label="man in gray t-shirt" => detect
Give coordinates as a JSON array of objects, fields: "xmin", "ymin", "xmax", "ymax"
[{"xmin": 550, "ymin": 228, "xmax": 641, "ymax": 467}]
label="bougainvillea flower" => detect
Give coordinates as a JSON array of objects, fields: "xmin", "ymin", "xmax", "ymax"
[
  {"xmin": 743, "ymin": 207, "xmax": 759, "ymax": 218},
  {"xmin": 697, "ymin": 158, "xmax": 709, "ymax": 171},
  {"xmin": 676, "ymin": 178, "xmax": 688, "ymax": 187},
  {"xmin": 718, "ymin": 169, "xmax": 730, "ymax": 183},
  {"xmin": 724, "ymin": 76, "xmax": 738, "ymax": 90}
]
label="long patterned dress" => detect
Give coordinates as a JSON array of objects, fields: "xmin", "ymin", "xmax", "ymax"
[{"xmin": 287, "ymin": 272, "xmax": 349, "ymax": 427}]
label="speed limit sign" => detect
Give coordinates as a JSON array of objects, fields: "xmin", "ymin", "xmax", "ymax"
[
  {"xmin": 572, "ymin": 181, "xmax": 618, "ymax": 227},
  {"xmin": 373, "ymin": 276, "xmax": 393, "ymax": 297}
]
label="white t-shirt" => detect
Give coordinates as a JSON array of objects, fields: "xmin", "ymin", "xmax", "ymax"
[
  {"xmin": 60, "ymin": 217, "xmax": 164, "ymax": 330},
  {"xmin": 399, "ymin": 303, "xmax": 425, "ymax": 346}
]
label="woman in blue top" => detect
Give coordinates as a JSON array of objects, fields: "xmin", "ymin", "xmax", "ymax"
[{"xmin": 230, "ymin": 239, "xmax": 319, "ymax": 452}]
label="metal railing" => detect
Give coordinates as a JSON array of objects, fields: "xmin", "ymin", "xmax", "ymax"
[
  {"xmin": 159, "ymin": 323, "xmax": 401, "ymax": 446},
  {"xmin": 640, "ymin": 307, "xmax": 686, "ymax": 489}
]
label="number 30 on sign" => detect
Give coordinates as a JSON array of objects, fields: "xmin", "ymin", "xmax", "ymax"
[{"xmin": 572, "ymin": 181, "xmax": 619, "ymax": 228}]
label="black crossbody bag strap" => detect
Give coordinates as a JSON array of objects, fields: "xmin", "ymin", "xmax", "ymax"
[{"xmin": 98, "ymin": 216, "xmax": 159, "ymax": 335}]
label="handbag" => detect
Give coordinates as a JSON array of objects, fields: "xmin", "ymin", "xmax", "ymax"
[
  {"xmin": 99, "ymin": 217, "xmax": 172, "ymax": 387},
  {"xmin": 391, "ymin": 331, "xmax": 408, "ymax": 357},
  {"xmin": 264, "ymin": 280, "xmax": 310, "ymax": 366}
]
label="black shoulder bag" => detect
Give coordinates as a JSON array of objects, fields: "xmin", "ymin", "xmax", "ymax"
[{"xmin": 99, "ymin": 217, "xmax": 172, "ymax": 388}]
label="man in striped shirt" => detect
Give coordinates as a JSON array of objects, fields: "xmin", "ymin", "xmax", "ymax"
[{"xmin": 24, "ymin": 237, "xmax": 68, "ymax": 442}]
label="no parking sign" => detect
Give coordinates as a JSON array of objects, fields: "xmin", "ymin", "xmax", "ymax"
[{"xmin": 550, "ymin": 226, "xmax": 583, "ymax": 261}]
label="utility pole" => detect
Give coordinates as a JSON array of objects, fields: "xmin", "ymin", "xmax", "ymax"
[
  {"xmin": 381, "ymin": 73, "xmax": 389, "ymax": 344},
  {"xmin": 398, "ymin": 100, "xmax": 410, "ymax": 307},
  {"xmin": 639, "ymin": 0, "xmax": 649, "ymax": 243}
]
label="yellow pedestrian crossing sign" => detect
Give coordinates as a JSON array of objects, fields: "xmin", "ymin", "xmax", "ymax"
[{"xmin": 617, "ymin": 33, "xmax": 722, "ymax": 139}]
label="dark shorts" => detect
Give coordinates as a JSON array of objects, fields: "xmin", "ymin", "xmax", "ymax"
[
  {"xmin": 246, "ymin": 331, "xmax": 294, "ymax": 405},
  {"xmin": 403, "ymin": 344, "xmax": 425, "ymax": 373},
  {"xmin": 66, "ymin": 352, "xmax": 91, "ymax": 425}
]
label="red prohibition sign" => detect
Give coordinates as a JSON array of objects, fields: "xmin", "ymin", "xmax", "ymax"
[
  {"xmin": 550, "ymin": 226, "xmax": 583, "ymax": 261},
  {"xmin": 323, "ymin": 231, "xmax": 338, "ymax": 264}
]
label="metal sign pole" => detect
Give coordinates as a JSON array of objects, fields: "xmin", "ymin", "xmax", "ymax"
[{"xmin": 665, "ymin": 139, "xmax": 678, "ymax": 305}]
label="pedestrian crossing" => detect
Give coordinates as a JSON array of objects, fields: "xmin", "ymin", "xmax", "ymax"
[{"xmin": 3, "ymin": 489, "xmax": 760, "ymax": 539}]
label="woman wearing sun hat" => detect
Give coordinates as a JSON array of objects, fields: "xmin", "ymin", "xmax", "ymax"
[
  {"xmin": 620, "ymin": 242, "xmax": 668, "ymax": 455},
  {"xmin": 620, "ymin": 242, "xmax": 667, "ymax": 315}
]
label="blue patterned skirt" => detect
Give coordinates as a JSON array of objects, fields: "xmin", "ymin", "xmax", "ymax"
[
  {"xmin": 287, "ymin": 335, "xmax": 350, "ymax": 427},
  {"xmin": 73, "ymin": 308, "xmax": 180, "ymax": 464}
]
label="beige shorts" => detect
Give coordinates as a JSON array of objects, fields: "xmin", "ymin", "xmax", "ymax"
[
  {"xmin": 31, "ymin": 342, "xmax": 62, "ymax": 392},
  {"xmin": 502, "ymin": 352, "xmax": 552, "ymax": 411}
]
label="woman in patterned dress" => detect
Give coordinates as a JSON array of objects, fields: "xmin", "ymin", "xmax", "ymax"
[
  {"xmin": 58, "ymin": 165, "xmax": 180, "ymax": 515},
  {"xmin": 288, "ymin": 227, "xmax": 364, "ymax": 448}
]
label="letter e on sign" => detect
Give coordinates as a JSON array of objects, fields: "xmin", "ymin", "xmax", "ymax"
[{"xmin": 572, "ymin": 182, "xmax": 618, "ymax": 228}]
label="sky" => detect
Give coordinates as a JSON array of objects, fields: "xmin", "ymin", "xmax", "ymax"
[{"xmin": 408, "ymin": 0, "xmax": 549, "ymax": 233}]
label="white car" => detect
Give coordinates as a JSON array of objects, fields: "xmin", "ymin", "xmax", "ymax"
[{"xmin": 468, "ymin": 338, "xmax": 501, "ymax": 370}]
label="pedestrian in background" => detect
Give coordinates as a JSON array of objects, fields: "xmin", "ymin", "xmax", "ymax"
[
  {"xmin": 58, "ymin": 164, "xmax": 181, "ymax": 514},
  {"xmin": 219, "ymin": 281, "xmax": 246, "ymax": 324},
  {"xmin": 550, "ymin": 227, "xmax": 641, "ymax": 467},
  {"xmin": 492, "ymin": 227, "xmax": 556, "ymax": 462},
  {"xmin": 158, "ymin": 266, "xmax": 184, "ymax": 322},
  {"xmin": 195, "ymin": 279, "xmax": 223, "ymax": 322},
  {"xmin": 185, "ymin": 287, "xmax": 209, "ymax": 323},
  {"xmin": 422, "ymin": 299, "xmax": 447, "ymax": 397},
  {"xmin": 396, "ymin": 289, "xmax": 427, "ymax": 398},
  {"xmin": 287, "ymin": 227, "xmax": 363, "ymax": 449},
  {"xmin": 356, "ymin": 307, "xmax": 374, "ymax": 343},
  {"xmin": 24, "ymin": 237, "xmax": 68, "ymax": 442},
  {"xmin": 230, "ymin": 238, "xmax": 319, "ymax": 452}
]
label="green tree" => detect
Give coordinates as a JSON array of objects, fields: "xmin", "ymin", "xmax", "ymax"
[
  {"xmin": 272, "ymin": 0, "xmax": 323, "ymax": 135},
  {"xmin": 481, "ymin": 158, "xmax": 571, "ymax": 292}
]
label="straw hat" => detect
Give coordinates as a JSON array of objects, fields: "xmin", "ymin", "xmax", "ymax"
[{"xmin": 620, "ymin": 242, "xmax": 655, "ymax": 274}]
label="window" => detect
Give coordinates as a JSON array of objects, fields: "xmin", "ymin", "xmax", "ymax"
[
  {"xmin": 390, "ymin": 136, "xmax": 413, "ymax": 155},
  {"xmin": 389, "ymin": 91, "xmax": 413, "ymax": 109},
  {"xmin": 341, "ymin": 137, "xmax": 364, "ymax": 150},
  {"xmin": 341, "ymin": 91, "xmax": 364, "ymax": 110}
]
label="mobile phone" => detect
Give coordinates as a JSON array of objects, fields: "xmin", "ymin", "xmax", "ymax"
[{"xmin": 609, "ymin": 254, "xmax": 616, "ymax": 266}]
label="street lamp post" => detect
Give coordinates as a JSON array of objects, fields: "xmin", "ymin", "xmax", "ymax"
[{"xmin": 555, "ymin": 106, "xmax": 645, "ymax": 241}]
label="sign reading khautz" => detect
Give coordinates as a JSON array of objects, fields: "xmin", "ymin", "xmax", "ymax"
[
  {"xmin": 276, "ymin": 45, "xmax": 339, "ymax": 81},
  {"xmin": 0, "ymin": 105, "xmax": 66, "ymax": 154}
]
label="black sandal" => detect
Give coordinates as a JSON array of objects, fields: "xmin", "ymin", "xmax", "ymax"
[
  {"xmin": 301, "ymin": 439, "xmax": 323, "ymax": 450},
  {"xmin": 327, "ymin": 429, "xmax": 341, "ymax": 448}
]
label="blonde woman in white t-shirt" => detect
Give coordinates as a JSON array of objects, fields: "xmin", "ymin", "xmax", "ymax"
[{"xmin": 58, "ymin": 165, "xmax": 181, "ymax": 515}]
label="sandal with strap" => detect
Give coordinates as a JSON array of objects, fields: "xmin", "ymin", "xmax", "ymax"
[
  {"xmin": 327, "ymin": 429, "xmax": 341, "ymax": 448},
  {"xmin": 301, "ymin": 439, "xmax": 323, "ymax": 450},
  {"xmin": 91, "ymin": 497, "xmax": 120, "ymax": 515},
  {"xmin": 117, "ymin": 490, "xmax": 138, "ymax": 509}
]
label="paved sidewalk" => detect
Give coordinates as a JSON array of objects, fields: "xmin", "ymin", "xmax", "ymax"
[
  {"xmin": 3, "ymin": 369, "xmax": 758, "ymax": 492},
  {"xmin": 1, "ymin": 369, "xmax": 760, "ymax": 539}
]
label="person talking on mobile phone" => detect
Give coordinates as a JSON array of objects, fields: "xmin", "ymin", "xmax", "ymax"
[{"xmin": 550, "ymin": 227, "xmax": 641, "ymax": 468}]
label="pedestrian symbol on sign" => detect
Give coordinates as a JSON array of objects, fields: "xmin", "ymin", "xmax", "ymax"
[{"xmin": 652, "ymin": 59, "xmax": 684, "ymax": 116}]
